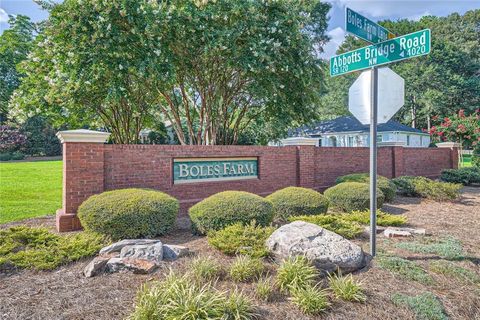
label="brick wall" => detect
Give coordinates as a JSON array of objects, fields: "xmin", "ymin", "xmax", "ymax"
[{"xmin": 56, "ymin": 143, "xmax": 457, "ymax": 231}]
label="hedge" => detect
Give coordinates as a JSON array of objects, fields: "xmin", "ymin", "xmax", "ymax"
[
  {"xmin": 324, "ymin": 182, "xmax": 385, "ymax": 212},
  {"xmin": 78, "ymin": 188, "xmax": 179, "ymax": 240},
  {"xmin": 440, "ymin": 167, "xmax": 480, "ymax": 185},
  {"xmin": 335, "ymin": 173, "xmax": 396, "ymax": 202},
  {"xmin": 266, "ymin": 187, "xmax": 329, "ymax": 221},
  {"xmin": 392, "ymin": 176, "xmax": 461, "ymax": 201},
  {"xmin": 189, "ymin": 191, "xmax": 274, "ymax": 234}
]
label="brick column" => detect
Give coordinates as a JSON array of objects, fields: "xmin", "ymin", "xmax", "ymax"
[
  {"xmin": 56, "ymin": 130, "xmax": 111, "ymax": 232},
  {"xmin": 436, "ymin": 142, "xmax": 460, "ymax": 169},
  {"xmin": 297, "ymin": 145, "xmax": 316, "ymax": 189},
  {"xmin": 378, "ymin": 142, "xmax": 406, "ymax": 178}
]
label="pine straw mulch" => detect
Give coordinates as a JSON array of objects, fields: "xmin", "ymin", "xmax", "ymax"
[{"xmin": 1, "ymin": 187, "xmax": 479, "ymax": 320}]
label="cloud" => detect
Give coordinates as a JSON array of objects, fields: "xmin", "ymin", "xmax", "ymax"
[
  {"xmin": 321, "ymin": 27, "xmax": 346, "ymax": 59},
  {"xmin": 0, "ymin": 8, "xmax": 9, "ymax": 23}
]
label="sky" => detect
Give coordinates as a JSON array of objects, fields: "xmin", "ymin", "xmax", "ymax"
[{"xmin": 1, "ymin": 0, "xmax": 479, "ymax": 58}]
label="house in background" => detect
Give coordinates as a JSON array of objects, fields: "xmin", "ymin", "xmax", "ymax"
[{"xmin": 280, "ymin": 116, "xmax": 430, "ymax": 147}]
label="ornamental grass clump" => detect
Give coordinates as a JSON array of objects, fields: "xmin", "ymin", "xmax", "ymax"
[
  {"xmin": 77, "ymin": 188, "xmax": 179, "ymax": 240},
  {"xmin": 324, "ymin": 182, "xmax": 385, "ymax": 212},
  {"xmin": 289, "ymin": 284, "xmax": 330, "ymax": 315},
  {"xmin": 276, "ymin": 256, "xmax": 319, "ymax": 293},
  {"xmin": 222, "ymin": 289, "xmax": 260, "ymax": 320},
  {"xmin": 328, "ymin": 273, "xmax": 366, "ymax": 302},
  {"xmin": 189, "ymin": 191, "xmax": 274, "ymax": 235},
  {"xmin": 229, "ymin": 255, "xmax": 265, "ymax": 282},
  {"xmin": 207, "ymin": 222, "xmax": 275, "ymax": 258},
  {"xmin": 189, "ymin": 256, "xmax": 223, "ymax": 283},
  {"xmin": 255, "ymin": 276, "xmax": 275, "ymax": 302},
  {"xmin": 266, "ymin": 186, "xmax": 329, "ymax": 221}
]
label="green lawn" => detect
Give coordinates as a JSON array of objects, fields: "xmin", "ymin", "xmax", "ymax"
[
  {"xmin": 0, "ymin": 161, "xmax": 62, "ymax": 224},
  {"xmin": 460, "ymin": 154, "xmax": 472, "ymax": 167}
]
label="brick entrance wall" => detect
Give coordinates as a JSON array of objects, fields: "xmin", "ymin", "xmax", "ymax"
[{"xmin": 56, "ymin": 143, "xmax": 457, "ymax": 232}]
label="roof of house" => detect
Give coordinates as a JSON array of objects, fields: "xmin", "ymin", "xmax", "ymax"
[{"xmin": 291, "ymin": 116, "xmax": 426, "ymax": 137}]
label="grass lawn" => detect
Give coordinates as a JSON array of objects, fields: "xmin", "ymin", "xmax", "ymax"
[
  {"xmin": 0, "ymin": 161, "xmax": 62, "ymax": 224},
  {"xmin": 461, "ymin": 154, "xmax": 472, "ymax": 167}
]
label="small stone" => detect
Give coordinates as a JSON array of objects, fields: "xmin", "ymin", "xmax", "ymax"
[
  {"xmin": 162, "ymin": 245, "xmax": 189, "ymax": 260},
  {"xmin": 100, "ymin": 239, "xmax": 161, "ymax": 255},
  {"xmin": 119, "ymin": 242, "xmax": 163, "ymax": 264},
  {"xmin": 364, "ymin": 226, "xmax": 387, "ymax": 234},
  {"xmin": 83, "ymin": 256, "xmax": 109, "ymax": 277},
  {"xmin": 384, "ymin": 227, "xmax": 426, "ymax": 238},
  {"xmin": 106, "ymin": 257, "xmax": 158, "ymax": 274}
]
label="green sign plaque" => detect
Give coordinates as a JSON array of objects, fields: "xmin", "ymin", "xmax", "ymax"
[
  {"xmin": 173, "ymin": 157, "xmax": 258, "ymax": 184},
  {"xmin": 330, "ymin": 29, "xmax": 431, "ymax": 77},
  {"xmin": 346, "ymin": 8, "xmax": 395, "ymax": 44}
]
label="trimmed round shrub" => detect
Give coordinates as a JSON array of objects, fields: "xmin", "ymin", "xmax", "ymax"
[
  {"xmin": 266, "ymin": 187, "xmax": 329, "ymax": 221},
  {"xmin": 189, "ymin": 191, "xmax": 274, "ymax": 235},
  {"xmin": 78, "ymin": 188, "xmax": 179, "ymax": 240},
  {"xmin": 324, "ymin": 182, "xmax": 385, "ymax": 212},
  {"xmin": 392, "ymin": 176, "xmax": 418, "ymax": 196},
  {"xmin": 335, "ymin": 173, "xmax": 396, "ymax": 202}
]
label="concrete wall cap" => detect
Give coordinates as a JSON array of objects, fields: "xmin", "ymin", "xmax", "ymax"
[
  {"xmin": 280, "ymin": 137, "xmax": 319, "ymax": 146},
  {"xmin": 436, "ymin": 142, "xmax": 461, "ymax": 148},
  {"xmin": 56, "ymin": 129, "xmax": 111, "ymax": 143},
  {"xmin": 378, "ymin": 141, "xmax": 406, "ymax": 147}
]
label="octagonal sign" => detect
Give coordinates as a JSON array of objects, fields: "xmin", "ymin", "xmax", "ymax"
[{"xmin": 348, "ymin": 67, "xmax": 405, "ymax": 125}]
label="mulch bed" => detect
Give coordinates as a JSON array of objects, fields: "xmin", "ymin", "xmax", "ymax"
[{"xmin": 1, "ymin": 187, "xmax": 479, "ymax": 320}]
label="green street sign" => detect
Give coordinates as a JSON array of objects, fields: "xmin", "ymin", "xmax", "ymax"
[
  {"xmin": 346, "ymin": 8, "xmax": 395, "ymax": 44},
  {"xmin": 330, "ymin": 29, "xmax": 431, "ymax": 77}
]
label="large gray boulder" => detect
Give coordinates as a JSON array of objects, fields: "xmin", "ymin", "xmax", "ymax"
[
  {"xmin": 100, "ymin": 239, "xmax": 161, "ymax": 255},
  {"xmin": 266, "ymin": 221, "xmax": 367, "ymax": 274},
  {"xmin": 119, "ymin": 242, "xmax": 164, "ymax": 264}
]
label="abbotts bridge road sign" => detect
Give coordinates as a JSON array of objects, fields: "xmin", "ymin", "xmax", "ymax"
[{"xmin": 330, "ymin": 29, "xmax": 431, "ymax": 77}]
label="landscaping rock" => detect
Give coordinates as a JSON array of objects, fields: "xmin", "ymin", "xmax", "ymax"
[
  {"xmin": 100, "ymin": 239, "xmax": 161, "ymax": 255},
  {"xmin": 384, "ymin": 227, "xmax": 426, "ymax": 238},
  {"xmin": 266, "ymin": 221, "xmax": 366, "ymax": 274},
  {"xmin": 119, "ymin": 242, "xmax": 164, "ymax": 264},
  {"xmin": 106, "ymin": 257, "xmax": 158, "ymax": 274},
  {"xmin": 162, "ymin": 244, "xmax": 189, "ymax": 260},
  {"xmin": 364, "ymin": 226, "xmax": 387, "ymax": 234},
  {"xmin": 83, "ymin": 256, "xmax": 110, "ymax": 277}
]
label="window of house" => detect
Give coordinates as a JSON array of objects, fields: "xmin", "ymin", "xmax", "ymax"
[
  {"xmin": 376, "ymin": 135, "xmax": 383, "ymax": 142},
  {"xmin": 329, "ymin": 136, "xmax": 337, "ymax": 147},
  {"xmin": 348, "ymin": 136, "xmax": 354, "ymax": 147},
  {"xmin": 420, "ymin": 136, "xmax": 423, "ymax": 146},
  {"xmin": 407, "ymin": 135, "xmax": 410, "ymax": 146}
]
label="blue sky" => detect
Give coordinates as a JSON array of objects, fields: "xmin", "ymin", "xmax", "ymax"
[{"xmin": 1, "ymin": 0, "xmax": 478, "ymax": 58}]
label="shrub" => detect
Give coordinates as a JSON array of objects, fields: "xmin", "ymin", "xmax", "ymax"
[
  {"xmin": 78, "ymin": 188, "xmax": 178, "ymax": 240},
  {"xmin": 255, "ymin": 276, "xmax": 275, "ymax": 302},
  {"xmin": 189, "ymin": 256, "xmax": 223, "ymax": 282},
  {"xmin": 266, "ymin": 187, "xmax": 329, "ymax": 221},
  {"xmin": 9, "ymin": 151, "xmax": 25, "ymax": 160},
  {"xmin": 392, "ymin": 292, "xmax": 448, "ymax": 320},
  {"xmin": 222, "ymin": 289, "xmax": 259, "ymax": 320},
  {"xmin": 289, "ymin": 284, "xmax": 330, "ymax": 315},
  {"xmin": 229, "ymin": 255, "xmax": 264, "ymax": 282},
  {"xmin": 344, "ymin": 210, "xmax": 407, "ymax": 227},
  {"xmin": 207, "ymin": 222, "xmax": 275, "ymax": 258},
  {"xmin": 189, "ymin": 191, "xmax": 274, "ymax": 235},
  {"xmin": 328, "ymin": 273, "xmax": 366, "ymax": 302},
  {"xmin": 288, "ymin": 215, "xmax": 363, "ymax": 239},
  {"xmin": 0, "ymin": 152, "xmax": 11, "ymax": 161},
  {"xmin": 376, "ymin": 255, "xmax": 433, "ymax": 284},
  {"xmin": 0, "ymin": 125, "xmax": 27, "ymax": 153},
  {"xmin": 440, "ymin": 167, "xmax": 480, "ymax": 185},
  {"xmin": 0, "ymin": 226, "xmax": 108, "ymax": 271},
  {"xmin": 276, "ymin": 256, "xmax": 318, "ymax": 293},
  {"xmin": 393, "ymin": 176, "xmax": 462, "ymax": 201},
  {"xmin": 324, "ymin": 182, "xmax": 385, "ymax": 212},
  {"xmin": 21, "ymin": 115, "xmax": 62, "ymax": 156},
  {"xmin": 335, "ymin": 173, "xmax": 396, "ymax": 202},
  {"xmin": 473, "ymin": 146, "xmax": 480, "ymax": 167}
]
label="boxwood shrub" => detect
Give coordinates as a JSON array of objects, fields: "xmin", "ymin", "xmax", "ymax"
[
  {"xmin": 324, "ymin": 182, "xmax": 384, "ymax": 212},
  {"xmin": 335, "ymin": 173, "xmax": 396, "ymax": 202},
  {"xmin": 78, "ymin": 188, "xmax": 179, "ymax": 240},
  {"xmin": 266, "ymin": 187, "xmax": 329, "ymax": 221},
  {"xmin": 189, "ymin": 191, "xmax": 274, "ymax": 234},
  {"xmin": 440, "ymin": 167, "xmax": 480, "ymax": 185}
]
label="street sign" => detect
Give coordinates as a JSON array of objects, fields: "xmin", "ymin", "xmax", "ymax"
[
  {"xmin": 330, "ymin": 29, "xmax": 431, "ymax": 77},
  {"xmin": 349, "ymin": 67, "xmax": 404, "ymax": 125},
  {"xmin": 346, "ymin": 8, "xmax": 395, "ymax": 44}
]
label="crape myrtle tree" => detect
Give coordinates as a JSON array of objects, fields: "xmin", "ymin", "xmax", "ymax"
[{"xmin": 11, "ymin": 0, "xmax": 331, "ymax": 145}]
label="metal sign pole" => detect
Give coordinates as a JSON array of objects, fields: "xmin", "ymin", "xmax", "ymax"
[{"xmin": 370, "ymin": 67, "xmax": 378, "ymax": 256}]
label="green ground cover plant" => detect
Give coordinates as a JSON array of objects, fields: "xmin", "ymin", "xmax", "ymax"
[
  {"xmin": 392, "ymin": 176, "xmax": 461, "ymax": 201},
  {"xmin": 288, "ymin": 214, "xmax": 363, "ymax": 239},
  {"xmin": 78, "ymin": 188, "xmax": 179, "ymax": 240},
  {"xmin": 429, "ymin": 260, "xmax": 480, "ymax": 284},
  {"xmin": 266, "ymin": 187, "xmax": 329, "ymax": 221},
  {"xmin": 189, "ymin": 256, "xmax": 223, "ymax": 283},
  {"xmin": 335, "ymin": 173, "xmax": 397, "ymax": 202},
  {"xmin": 392, "ymin": 292, "xmax": 448, "ymax": 320},
  {"xmin": 376, "ymin": 255, "xmax": 433, "ymax": 284},
  {"xmin": 276, "ymin": 256, "xmax": 319, "ymax": 293},
  {"xmin": 129, "ymin": 271, "xmax": 259, "ymax": 320},
  {"xmin": 324, "ymin": 182, "xmax": 385, "ymax": 212},
  {"xmin": 207, "ymin": 222, "xmax": 275, "ymax": 257},
  {"xmin": 344, "ymin": 210, "xmax": 407, "ymax": 226},
  {"xmin": 0, "ymin": 226, "xmax": 108, "ymax": 271},
  {"xmin": 396, "ymin": 237, "xmax": 464, "ymax": 260},
  {"xmin": 0, "ymin": 160, "xmax": 62, "ymax": 224},
  {"xmin": 289, "ymin": 284, "xmax": 330, "ymax": 315},
  {"xmin": 189, "ymin": 191, "xmax": 274, "ymax": 235},
  {"xmin": 328, "ymin": 273, "xmax": 366, "ymax": 302},
  {"xmin": 229, "ymin": 255, "xmax": 265, "ymax": 282}
]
